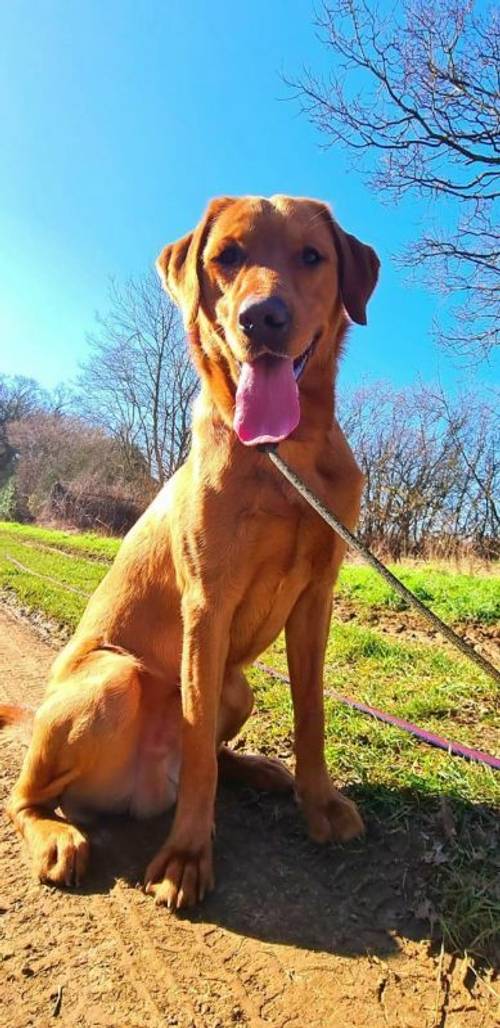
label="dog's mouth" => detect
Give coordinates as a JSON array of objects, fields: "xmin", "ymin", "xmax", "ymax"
[
  {"xmin": 233, "ymin": 333, "xmax": 320, "ymax": 447},
  {"xmin": 292, "ymin": 334, "xmax": 318, "ymax": 382}
]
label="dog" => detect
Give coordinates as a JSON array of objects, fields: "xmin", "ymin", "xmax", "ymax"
[{"xmin": 3, "ymin": 195, "xmax": 379, "ymax": 909}]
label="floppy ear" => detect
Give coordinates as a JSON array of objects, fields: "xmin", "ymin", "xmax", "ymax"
[
  {"xmin": 321, "ymin": 207, "xmax": 380, "ymax": 325},
  {"xmin": 156, "ymin": 197, "xmax": 235, "ymax": 327}
]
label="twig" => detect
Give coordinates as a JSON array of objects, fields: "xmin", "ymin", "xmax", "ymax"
[{"xmin": 52, "ymin": 984, "xmax": 63, "ymax": 1018}]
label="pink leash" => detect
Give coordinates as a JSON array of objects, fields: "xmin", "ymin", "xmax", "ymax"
[
  {"xmin": 255, "ymin": 663, "xmax": 500, "ymax": 772},
  {"xmin": 255, "ymin": 442, "xmax": 499, "ymax": 773}
]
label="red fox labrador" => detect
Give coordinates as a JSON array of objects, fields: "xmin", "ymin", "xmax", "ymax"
[{"xmin": 3, "ymin": 195, "xmax": 379, "ymax": 908}]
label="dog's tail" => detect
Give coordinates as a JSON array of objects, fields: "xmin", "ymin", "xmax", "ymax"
[{"xmin": 0, "ymin": 704, "xmax": 34, "ymax": 745}]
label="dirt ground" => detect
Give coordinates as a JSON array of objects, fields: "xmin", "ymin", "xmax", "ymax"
[
  {"xmin": 333, "ymin": 596, "xmax": 500, "ymax": 659},
  {"xmin": 0, "ymin": 606, "xmax": 498, "ymax": 1028}
]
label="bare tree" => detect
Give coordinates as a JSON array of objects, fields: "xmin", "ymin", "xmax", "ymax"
[
  {"xmin": 0, "ymin": 375, "xmax": 49, "ymax": 480},
  {"xmin": 290, "ymin": 0, "xmax": 499, "ymax": 361},
  {"xmin": 423, "ymin": 382, "xmax": 499, "ymax": 547},
  {"xmin": 77, "ymin": 273, "xmax": 197, "ymax": 483},
  {"xmin": 9, "ymin": 412, "xmax": 151, "ymax": 518},
  {"xmin": 340, "ymin": 382, "xmax": 499, "ymax": 558}
]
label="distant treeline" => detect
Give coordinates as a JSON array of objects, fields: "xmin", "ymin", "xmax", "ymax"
[
  {"xmin": 0, "ymin": 273, "xmax": 195, "ymax": 535},
  {"xmin": 1, "ymin": 275, "xmax": 498, "ymax": 557},
  {"xmin": 340, "ymin": 384, "xmax": 498, "ymax": 560}
]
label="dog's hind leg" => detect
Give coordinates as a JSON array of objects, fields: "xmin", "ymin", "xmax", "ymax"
[
  {"xmin": 7, "ymin": 649, "xmax": 141, "ymax": 887},
  {"xmin": 217, "ymin": 668, "xmax": 293, "ymax": 793}
]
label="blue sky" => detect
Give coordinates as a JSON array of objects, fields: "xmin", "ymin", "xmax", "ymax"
[{"xmin": 0, "ymin": 0, "xmax": 495, "ymax": 396}]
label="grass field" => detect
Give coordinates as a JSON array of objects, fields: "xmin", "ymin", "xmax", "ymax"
[
  {"xmin": 0, "ymin": 520, "xmax": 499, "ymax": 961},
  {"xmin": 1, "ymin": 520, "xmax": 498, "ymax": 624}
]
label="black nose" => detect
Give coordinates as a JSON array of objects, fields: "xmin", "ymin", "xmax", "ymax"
[{"xmin": 238, "ymin": 296, "xmax": 291, "ymax": 350}]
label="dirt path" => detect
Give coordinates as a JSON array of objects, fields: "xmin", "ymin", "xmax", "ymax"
[
  {"xmin": 332, "ymin": 597, "xmax": 500, "ymax": 661},
  {"xmin": 0, "ymin": 606, "xmax": 497, "ymax": 1028}
]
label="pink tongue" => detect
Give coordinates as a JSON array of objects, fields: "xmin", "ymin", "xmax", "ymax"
[{"xmin": 234, "ymin": 356, "xmax": 300, "ymax": 446}]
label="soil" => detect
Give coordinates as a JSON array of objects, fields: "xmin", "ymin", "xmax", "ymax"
[
  {"xmin": 332, "ymin": 597, "xmax": 500, "ymax": 662},
  {"xmin": 0, "ymin": 605, "xmax": 498, "ymax": 1028}
]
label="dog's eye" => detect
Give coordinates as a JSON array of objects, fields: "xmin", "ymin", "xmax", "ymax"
[
  {"xmin": 214, "ymin": 244, "xmax": 244, "ymax": 268},
  {"xmin": 302, "ymin": 246, "xmax": 323, "ymax": 266}
]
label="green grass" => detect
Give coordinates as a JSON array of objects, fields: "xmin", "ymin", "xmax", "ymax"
[
  {"xmin": 0, "ymin": 526, "xmax": 109, "ymax": 629},
  {"xmin": 338, "ymin": 563, "xmax": 500, "ymax": 624},
  {"xmin": 0, "ymin": 520, "xmax": 120, "ymax": 562},
  {"xmin": 247, "ymin": 629, "xmax": 499, "ymax": 961},
  {"xmin": 247, "ymin": 627, "xmax": 499, "ymax": 807},
  {"xmin": 3, "ymin": 521, "xmax": 497, "ymax": 623},
  {"xmin": 0, "ymin": 521, "xmax": 499, "ymax": 960}
]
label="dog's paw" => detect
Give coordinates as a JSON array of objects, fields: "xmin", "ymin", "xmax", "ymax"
[
  {"xmin": 31, "ymin": 823, "xmax": 90, "ymax": 887},
  {"xmin": 297, "ymin": 778, "xmax": 364, "ymax": 844},
  {"xmin": 144, "ymin": 836, "xmax": 214, "ymax": 910},
  {"xmin": 219, "ymin": 747, "xmax": 294, "ymax": 792}
]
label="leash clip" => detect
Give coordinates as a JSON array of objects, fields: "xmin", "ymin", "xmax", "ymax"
[{"xmin": 256, "ymin": 443, "xmax": 279, "ymax": 454}]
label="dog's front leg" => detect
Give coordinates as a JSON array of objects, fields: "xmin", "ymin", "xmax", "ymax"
[
  {"xmin": 145, "ymin": 592, "xmax": 228, "ymax": 909},
  {"xmin": 286, "ymin": 584, "xmax": 364, "ymax": 844}
]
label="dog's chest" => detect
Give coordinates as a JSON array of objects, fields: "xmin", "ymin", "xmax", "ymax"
[{"xmin": 228, "ymin": 501, "xmax": 340, "ymax": 662}]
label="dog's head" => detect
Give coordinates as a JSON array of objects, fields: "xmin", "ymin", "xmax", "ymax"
[{"xmin": 157, "ymin": 195, "xmax": 379, "ymax": 446}]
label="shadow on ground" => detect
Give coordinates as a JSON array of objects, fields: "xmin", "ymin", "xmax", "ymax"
[{"xmin": 77, "ymin": 781, "xmax": 500, "ymax": 967}]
